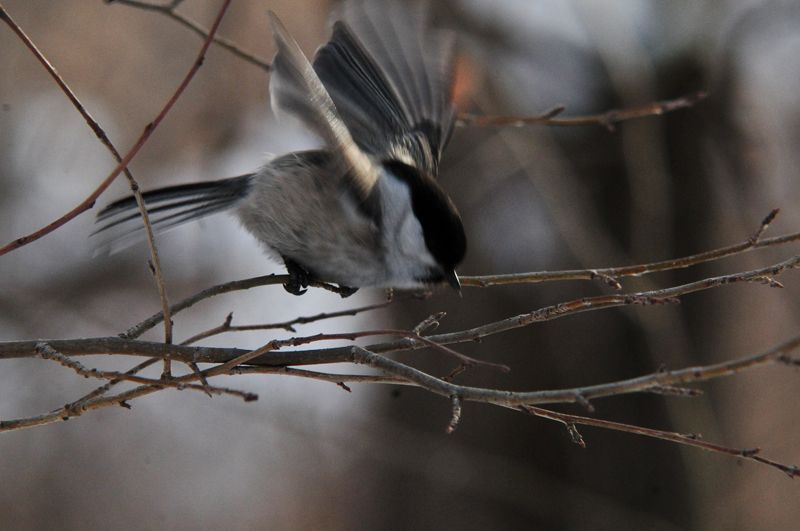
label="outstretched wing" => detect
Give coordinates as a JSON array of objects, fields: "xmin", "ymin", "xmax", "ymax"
[
  {"xmin": 268, "ymin": 11, "xmax": 378, "ymax": 199},
  {"xmin": 313, "ymin": 1, "xmax": 457, "ymax": 177}
]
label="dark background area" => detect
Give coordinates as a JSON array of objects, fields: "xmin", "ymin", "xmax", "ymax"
[{"xmin": 1, "ymin": 1, "xmax": 799, "ymax": 529}]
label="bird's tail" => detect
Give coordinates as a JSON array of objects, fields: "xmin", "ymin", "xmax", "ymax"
[{"xmin": 94, "ymin": 174, "xmax": 253, "ymax": 250}]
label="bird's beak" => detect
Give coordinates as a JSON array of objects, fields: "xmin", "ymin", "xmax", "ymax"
[{"xmin": 444, "ymin": 269, "xmax": 462, "ymax": 296}]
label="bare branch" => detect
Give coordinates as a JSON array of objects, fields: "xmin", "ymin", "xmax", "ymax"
[
  {"xmin": 233, "ymin": 365, "xmax": 408, "ymax": 386},
  {"xmin": 35, "ymin": 342, "xmax": 256, "ymax": 401},
  {"xmin": 108, "ymin": 0, "xmax": 271, "ymax": 70},
  {"xmin": 751, "ymin": 208, "xmax": 780, "ymax": 244},
  {"xmin": 0, "ymin": 4, "xmax": 177, "ymax": 350},
  {"xmin": 2, "ymin": 254, "xmax": 798, "ymax": 368},
  {"xmin": 520, "ymin": 405, "xmax": 799, "ymax": 478},
  {"xmin": 0, "ymin": 0, "xmax": 234, "ymax": 256},
  {"xmin": 462, "ymin": 214, "xmax": 799, "ymax": 288},
  {"xmin": 122, "ymin": 274, "xmax": 363, "ymax": 340},
  {"xmin": 457, "ymin": 92, "xmax": 707, "ymax": 131},
  {"xmin": 179, "ymin": 292, "xmax": 430, "ymax": 345}
]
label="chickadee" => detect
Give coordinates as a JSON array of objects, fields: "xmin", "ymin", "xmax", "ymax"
[{"xmin": 96, "ymin": 0, "xmax": 466, "ymax": 297}]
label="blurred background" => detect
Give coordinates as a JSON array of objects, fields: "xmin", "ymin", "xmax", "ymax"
[{"xmin": 1, "ymin": 0, "xmax": 800, "ymax": 529}]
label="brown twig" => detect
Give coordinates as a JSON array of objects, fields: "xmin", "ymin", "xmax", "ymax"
[
  {"xmin": 66, "ymin": 357, "xmax": 161, "ymax": 406},
  {"xmin": 232, "ymin": 365, "xmax": 408, "ymax": 386},
  {"xmin": 519, "ymin": 405, "xmax": 799, "ymax": 479},
  {"xmin": 3, "ymin": 254, "xmax": 799, "ymax": 367},
  {"xmin": 457, "ymin": 92, "xmax": 707, "ymax": 131},
  {"xmin": 108, "ymin": 0, "xmax": 271, "ymax": 70},
  {"xmin": 121, "ymin": 222, "xmax": 800, "ymax": 344},
  {"xmin": 347, "ymin": 332, "xmax": 800, "ymax": 410},
  {"xmin": 122, "ymin": 274, "xmax": 371, "ymax": 340},
  {"xmin": 179, "ymin": 292, "xmax": 429, "ymax": 345},
  {"xmin": 270, "ymin": 329, "xmax": 510, "ymax": 372},
  {"xmin": 35, "ymin": 342, "xmax": 255, "ymax": 401},
  {"xmin": 0, "ymin": 3, "xmax": 185, "ymax": 360},
  {"xmin": 462, "ymin": 214, "xmax": 799, "ymax": 288},
  {"xmin": 0, "ymin": 0, "xmax": 233, "ymax": 258}
]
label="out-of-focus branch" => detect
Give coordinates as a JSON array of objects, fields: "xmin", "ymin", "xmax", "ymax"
[
  {"xmin": 457, "ymin": 92, "xmax": 707, "ymax": 131},
  {"xmin": 0, "ymin": 0, "xmax": 233, "ymax": 258},
  {"xmin": 108, "ymin": 0, "xmax": 702, "ymax": 137},
  {"xmin": 107, "ymin": 0, "xmax": 272, "ymax": 70}
]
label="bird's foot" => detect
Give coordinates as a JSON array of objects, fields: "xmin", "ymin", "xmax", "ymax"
[{"xmin": 283, "ymin": 258, "xmax": 310, "ymax": 296}]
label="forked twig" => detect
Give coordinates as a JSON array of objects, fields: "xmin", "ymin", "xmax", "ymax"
[
  {"xmin": 108, "ymin": 0, "xmax": 271, "ymax": 70},
  {"xmin": 0, "ymin": 0, "xmax": 234, "ymax": 260}
]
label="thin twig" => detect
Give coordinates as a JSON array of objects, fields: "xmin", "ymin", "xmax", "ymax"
[
  {"xmin": 68, "ymin": 357, "xmax": 161, "ymax": 405},
  {"xmin": 0, "ymin": 0, "xmax": 234, "ymax": 257},
  {"xmin": 179, "ymin": 292, "xmax": 429, "ymax": 345},
  {"xmin": 519, "ymin": 405, "xmax": 799, "ymax": 478},
  {"xmin": 108, "ymin": 0, "xmax": 271, "ymax": 70},
  {"xmin": 0, "ymin": 3, "xmax": 180, "ymax": 357},
  {"xmin": 457, "ymin": 92, "xmax": 707, "ymax": 131},
  {"xmin": 3, "ymin": 254, "xmax": 799, "ymax": 367},
  {"xmin": 270, "ymin": 329, "xmax": 510, "ymax": 372},
  {"xmin": 122, "ymin": 275, "xmax": 367, "ymax": 340},
  {"xmin": 120, "ymin": 217, "xmax": 800, "ymax": 340},
  {"xmin": 34, "ymin": 342, "xmax": 255, "ymax": 401},
  {"xmin": 462, "ymin": 214, "xmax": 800, "ymax": 288},
  {"xmin": 233, "ymin": 365, "xmax": 408, "ymax": 386},
  {"xmin": 350, "ymin": 332, "xmax": 800, "ymax": 411}
]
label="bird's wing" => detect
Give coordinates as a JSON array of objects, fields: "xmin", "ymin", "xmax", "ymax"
[
  {"xmin": 268, "ymin": 11, "xmax": 379, "ymax": 199},
  {"xmin": 313, "ymin": 1, "xmax": 457, "ymax": 177}
]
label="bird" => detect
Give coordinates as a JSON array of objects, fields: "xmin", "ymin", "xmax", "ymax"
[{"xmin": 95, "ymin": 0, "xmax": 466, "ymax": 297}]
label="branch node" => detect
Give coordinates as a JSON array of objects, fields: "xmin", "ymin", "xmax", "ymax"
[
  {"xmin": 589, "ymin": 270, "xmax": 622, "ymax": 290},
  {"xmin": 750, "ymin": 208, "xmax": 781, "ymax": 244},
  {"xmin": 413, "ymin": 312, "xmax": 445, "ymax": 335},
  {"xmin": 445, "ymin": 395, "xmax": 462, "ymax": 434},
  {"xmin": 741, "ymin": 448, "xmax": 761, "ymax": 458},
  {"xmin": 337, "ymin": 381, "xmax": 352, "ymax": 393},
  {"xmin": 566, "ymin": 423, "xmax": 586, "ymax": 447},
  {"xmin": 649, "ymin": 385, "xmax": 704, "ymax": 397},
  {"xmin": 573, "ymin": 393, "xmax": 595, "ymax": 412},
  {"xmin": 442, "ymin": 363, "xmax": 469, "ymax": 383}
]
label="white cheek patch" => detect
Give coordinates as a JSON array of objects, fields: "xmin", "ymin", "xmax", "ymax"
[{"xmin": 398, "ymin": 214, "xmax": 431, "ymax": 263}]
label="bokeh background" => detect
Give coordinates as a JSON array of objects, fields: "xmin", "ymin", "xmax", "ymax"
[{"xmin": 2, "ymin": 0, "xmax": 800, "ymax": 529}]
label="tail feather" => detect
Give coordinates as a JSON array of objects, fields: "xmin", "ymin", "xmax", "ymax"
[{"xmin": 93, "ymin": 175, "xmax": 253, "ymax": 250}]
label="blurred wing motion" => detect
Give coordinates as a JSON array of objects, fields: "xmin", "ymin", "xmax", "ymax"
[
  {"xmin": 268, "ymin": 10, "xmax": 378, "ymax": 199},
  {"xmin": 313, "ymin": 0, "xmax": 457, "ymax": 177}
]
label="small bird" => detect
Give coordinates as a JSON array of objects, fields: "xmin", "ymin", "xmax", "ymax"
[{"xmin": 96, "ymin": 0, "xmax": 466, "ymax": 297}]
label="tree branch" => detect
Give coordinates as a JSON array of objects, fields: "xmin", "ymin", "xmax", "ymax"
[
  {"xmin": 107, "ymin": 0, "xmax": 271, "ymax": 71},
  {"xmin": 456, "ymin": 92, "xmax": 707, "ymax": 131}
]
